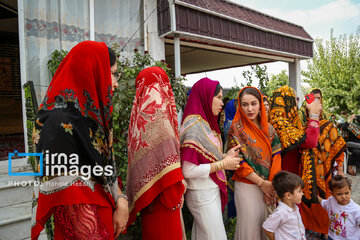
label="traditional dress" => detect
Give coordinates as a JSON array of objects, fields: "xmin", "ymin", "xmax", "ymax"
[
  {"xmin": 299, "ymin": 95, "xmax": 347, "ymax": 235},
  {"xmin": 269, "ymin": 86, "xmax": 320, "ymax": 175},
  {"xmin": 126, "ymin": 66, "xmax": 185, "ymax": 240},
  {"xmin": 180, "ymin": 78, "xmax": 227, "ymax": 240},
  {"xmin": 227, "ymin": 86, "xmax": 282, "ymax": 240},
  {"xmin": 31, "ymin": 41, "xmax": 119, "ymax": 240}
]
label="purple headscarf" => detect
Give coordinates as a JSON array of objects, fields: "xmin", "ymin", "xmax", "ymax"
[{"xmin": 182, "ymin": 78, "xmax": 220, "ymax": 133}]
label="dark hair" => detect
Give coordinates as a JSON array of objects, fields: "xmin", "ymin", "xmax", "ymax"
[
  {"xmin": 239, "ymin": 87, "xmax": 262, "ymax": 103},
  {"xmin": 263, "ymin": 96, "xmax": 269, "ymax": 104},
  {"xmin": 310, "ymin": 89, "xmax": 322, "ymax": 96},
  {"xmin": 108, "ymin": 47, "xmax": 116, "ymax": 67},
  {"xmin": 329, "ymin": 175, "xmax": 352, "ymax": 191},
  {"xmin": 214, "ymin": 83, "xmax": 223, "ymax": 96},
  {"xmin": 272, "ymin": 171, "xmax": 304, "ymax": 198}
]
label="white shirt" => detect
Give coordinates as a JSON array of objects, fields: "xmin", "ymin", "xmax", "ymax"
[
  {"xmin": 262, "ymin": 201, "xmax": 306, "ymax": 240},
  {"xmin": 182, "ymin": 161, "xmax": 218, "ymax": 190},
  {"xmin": 321, "ymin": 196, "xmax": 360, "ymax": 240}
]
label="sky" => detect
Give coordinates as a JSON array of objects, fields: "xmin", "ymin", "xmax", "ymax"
[{"xmin": 184, "ymin": 0, "xmax": 360, "ymax": 88}]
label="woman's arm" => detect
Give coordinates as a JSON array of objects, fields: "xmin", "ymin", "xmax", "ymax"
[
  {"xmin": 300, "ymin": 119, "xmax": 320, "ymax": 148},
  {"xmin": 113, "ymin": 185, "xmax": 129, "ymax": 238}
]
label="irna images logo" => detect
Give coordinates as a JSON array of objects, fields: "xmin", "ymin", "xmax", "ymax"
[{"xmin": 8, "ymin": 151, "xmax": 43, "ymax": 176}]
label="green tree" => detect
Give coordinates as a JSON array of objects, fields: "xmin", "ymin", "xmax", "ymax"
[
  {"xmin": 267, "ymin": 70, "xmax": 289, "ymax": 96},
  {"xmin": 242, "ymin": 65, "xmax": 270, "ymax": 95},
  {"xmin": 302, "ymin": 28, "xmax": 360, "ymax": 114}
]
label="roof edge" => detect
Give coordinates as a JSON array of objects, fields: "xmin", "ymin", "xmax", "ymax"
[
  {"xmin": 175, "ymin": 0, "xmax": 314, "ymax": 42},
  {"xmin": 161, "ymin": 30, "xmax": 313, "ymax": 60}
]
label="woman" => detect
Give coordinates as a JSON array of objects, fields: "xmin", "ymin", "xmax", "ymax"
[
  {"xmin": 223, "ymin": 99, "xmax": 237, "ymax": 142},
  {"xmin": 180, "ymin": 78, "xmax": 241, "ymax": 240},
  {"xmin": 31, "ymin": 41, "xmax": 128, "ymax": 240},
  {"xmin": 263, "ymin": 95, "xmax": 270, "ymax": 116},
  {"xmin": 227, "ymin": 86, "xmax": 281, "ymax": 240},
  {"xmin": 126, "ymin": 66, "xmax": 185, "ymax": 239},
  {"xmin": 269, "ymin": 86, "xmax": 322, "ymax": 175},
  {"xmin": 298, "ymin": 92, "xmax": 346, "ymax": 236}
]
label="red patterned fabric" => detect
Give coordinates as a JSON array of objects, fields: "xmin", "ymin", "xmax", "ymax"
[
  {"xmin": 31, "ymin": 180, "xmax": 115, "ymax": 240},
  {"xmin": 53, "ymin": 203, "xmax": 111, "ymax": 240},
  {"xmin": 126, "ymin": 66, "xmax": 184, "ymax": 227}
]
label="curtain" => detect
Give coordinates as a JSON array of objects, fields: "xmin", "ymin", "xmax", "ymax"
[
  {"xmin": 94, "ymin": 0, "xmax": 144, "ymax": 58},
  {"xmin": 23, "ymin": 0, "xmax": 90, "ymax": 103}
]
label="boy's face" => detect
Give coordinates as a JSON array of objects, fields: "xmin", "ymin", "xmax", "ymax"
[
  {"xmin": 288, "ymin": 186, "xmax": 303, "ymax": 205},
  {"xmin": 332, "ymin": 186, "xmax": 351, "ymax": 205}
]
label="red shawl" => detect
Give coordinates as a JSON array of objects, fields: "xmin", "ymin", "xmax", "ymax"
[
  {"xmin": 31, "ymin": 41, "xmax": 117, "ymax": 239},
  {"xmin": 126, "ymin": 66, "xmax": 184, "ymax": 225}
]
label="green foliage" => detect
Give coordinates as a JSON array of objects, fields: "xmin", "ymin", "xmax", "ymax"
[
  {"xmin": 225, "ymin": 77, "xmax": 241, "ymax": 100},
  {"xmin": 47, "ymin": 49, "xmax": 69, "ymax": 76},
  {"xmin": 302, "ymin": 28, "xmax": 360, "ymax": 114},
  {"xmin": 242, "ymin": 65, "xmax": 270, "ymax": 95},
  {"xmin": 267, "ymin": 70, "xmax": 289, "ymax": 96}
]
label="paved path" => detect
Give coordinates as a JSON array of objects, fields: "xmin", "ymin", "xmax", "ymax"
[{"xmin": 347, "ymin": 170, "xmax": 360, "ymax": 204}]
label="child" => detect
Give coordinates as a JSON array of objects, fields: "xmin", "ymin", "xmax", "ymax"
[
  {"xmin": 319, "ymin": 175, "xmax": 360, "ymax": 240},
  {"xmin": 262, "ymin": 171, "xmax": 306, "ymax": 240}
]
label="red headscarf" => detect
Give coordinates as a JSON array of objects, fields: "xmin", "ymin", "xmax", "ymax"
[
  {"xmin": 127, "ymin": 66, "xmax": 184, "ymax": 225},
  {"xmin": 32, "ymin": 41, "xmax": 117, "ymax": 239}
]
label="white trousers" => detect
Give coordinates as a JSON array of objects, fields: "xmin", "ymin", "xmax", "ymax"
[
  {"xmin": 234, "ymin": 181, "xmax": 267, "ymax": 240},
  {"xmin": 185, "ymin": 187, "xmax": 227, "ymax": 240}
]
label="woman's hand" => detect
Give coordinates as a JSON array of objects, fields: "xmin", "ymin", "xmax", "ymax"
[
  {"xmin": 306, "ymin": 99, "xmax": 322, "ymax": 116},
  {"xmin": 258, "ymin": 180, "xmax": 275, "ymax": 200},
  {"xmin": 222, "ymin": 155, "xmax": 241, "ymax": 170},
  {"xmin": 263, "ymin": 193, "xmax": 276, "ymax": 206},
  {"xmin": 225, "ymin": 145, "xmax": 241, "ymax": 158},
  {"xmin": 113, "ymin": 197, "xmax": 129, "ymax": 239}
]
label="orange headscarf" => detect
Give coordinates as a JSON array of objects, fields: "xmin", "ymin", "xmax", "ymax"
[{"xmin": 227, "ymin": 86, "xmax": 281, "ymax": 182}]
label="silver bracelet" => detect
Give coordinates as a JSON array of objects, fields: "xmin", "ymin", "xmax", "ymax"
[
  {"xmin": 116, "ymin": 193, "xmax": 128, "ymax": 203},
  {"xmin": 309, "ymin": 113, "xmax": 319, "ymax": 119}
]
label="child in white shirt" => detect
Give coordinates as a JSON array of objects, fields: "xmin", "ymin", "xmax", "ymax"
[
  {"xmin": 262, "ymin": 171, "xmax": 306, "ymax": 240},
  {"xmin": 319, "ymin": 175, "xmax": 360, "ymax": 240}
]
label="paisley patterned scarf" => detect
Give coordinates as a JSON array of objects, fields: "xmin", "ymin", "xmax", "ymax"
[{"xmin": 227, "ymin": 86, "xmax": 281, "ymax": 181}]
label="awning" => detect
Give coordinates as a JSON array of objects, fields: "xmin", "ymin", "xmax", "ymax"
[{"xmin": 158, "ymin": 0, "xmax": 313, "ymax": 74}]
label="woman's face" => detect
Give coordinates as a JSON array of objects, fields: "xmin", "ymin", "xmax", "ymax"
[
  {"xmin": 111, "ymin": 62, "xmax": 119, "ymax": 91},
  {"xmin": 212, "ymin": 89, "xmax": 224, "ymax": 117},
  {"xmin": 264, "ymin": 100, "xmax": 270, "ymax": 114},
  {"xmin": 241, "ymin": 93, "xmax": 260, "ymax": 121}
]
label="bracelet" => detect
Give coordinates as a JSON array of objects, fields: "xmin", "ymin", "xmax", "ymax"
[
  {"xmin": 116, "ymin": 193, "xmax": 128, "ymax": 203},
  {"xmin": 309, "ymin": 113, "xmax": 319, "ymax": 120}
]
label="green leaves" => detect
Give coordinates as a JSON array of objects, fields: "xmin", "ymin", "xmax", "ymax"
[
  {"xmin": 47, "ymin": 49, "xmax": 69, "ymax": 76},
  {"xmin": 302, "ymin": 27, "xmax": 360, "ymax": 115}
]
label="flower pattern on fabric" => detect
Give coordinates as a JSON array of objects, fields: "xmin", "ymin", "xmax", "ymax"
[
  {"xmin": 329, "ymin": 210, "xmax": 349, "ymax": 237},
  {"xmin": 301, "ymin": 120, "xmax": 346, "ymax": 206},
  {"xmin": 61, "ymin": 123, "xmax": 73, "ymax": 135},
  {"xmin": 269, "ymin": 86, "xmax": 306, "ymax": 153}
]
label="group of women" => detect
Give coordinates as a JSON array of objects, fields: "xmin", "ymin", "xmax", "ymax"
[{"xmin": 31, "ymin": 41, "xmax": 347, "ymax": 240}]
